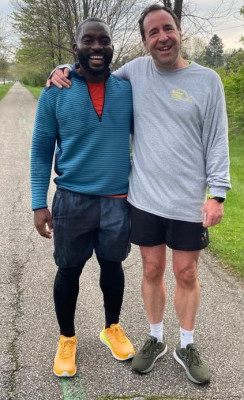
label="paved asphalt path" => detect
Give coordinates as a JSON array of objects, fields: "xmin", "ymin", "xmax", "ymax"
[{"xmin": 0, "ymin": 83, "xmax": 244, "ymax": 400}]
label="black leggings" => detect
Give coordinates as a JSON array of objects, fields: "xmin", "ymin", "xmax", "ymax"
[{"xmin": 53, "ymin": 257, "xmax": 125, "ymax": 337}]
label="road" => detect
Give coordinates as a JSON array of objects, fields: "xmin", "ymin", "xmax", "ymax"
[{"xmin": 0, "ymin": 83, "xmax": 243, "ymax": 400}]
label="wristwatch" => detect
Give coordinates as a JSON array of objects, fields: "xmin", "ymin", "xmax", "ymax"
[{"xmin": 208, "ymin": 196, "xmax": 225, "ymax": 203}]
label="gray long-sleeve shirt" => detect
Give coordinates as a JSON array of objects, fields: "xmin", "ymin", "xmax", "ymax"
[{"xmin": 114, "ymin": 57, "xmax": 231, "ymax": 222}]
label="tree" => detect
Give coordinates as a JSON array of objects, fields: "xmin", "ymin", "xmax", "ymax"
[
  {"xmin": 13, "ymin": 0, "xmax": 76, "ymax": 68},
  {"xmin": 240, "ymin": 6, "xmax": 244, "ymax": 45},
  {"xmin": 225, "ymin": 49, "xmax": 244, "ymax": 72},
  {"xmin": 204, "ymin": 34, "xmax": 224, "ymax": 67},
  {"xmin": 0, "ymin": 14, "xmax": 8, "ymax": 54},
  {"xmin": 171, "ymin": 0, "xmax": 183, "ymax": 22},
  {"xmin": 0, "ymin": 15, "xmax": 11, "ymax": 83},
  {"xmin": 222, "ymin": 64, "xmax": 244, "ymax": 135},
  {"xmin": 11, "ymin": 0, "xmax": 237, "ymax": 85},
  {"xmin": 0, "ymin": 56, "xmax": 9, "ymax": 83},
  {"xmin": 12, "ymin": 0, "xmax": 144, "ymax": 84},
  {"xmin": 181, "ymin": 36, "xmax": 207, "ymax": 64}
]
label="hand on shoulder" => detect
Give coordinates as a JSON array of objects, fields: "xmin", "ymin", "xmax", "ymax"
[{"xmin": 46, "ymin": 68, "xmax": 72, "ymax": 89}]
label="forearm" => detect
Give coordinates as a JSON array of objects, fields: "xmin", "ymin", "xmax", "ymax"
[
  {"xmin": 206, "ymin": 135, "xmax": 231, "ymax": 197},
  {"xmin": 49, "ymin": 63, "xmax": 72, "ymax": 78},
  {"xmin": 31, "ymin": 139, "xmax": 55, "ymax": 210},
  {"xmin": 31, "ymin": 90, "xmax": 57, "ymax": 209},
  {"xmin": 203, "ymin": 86, "xmax": 231, "ymax": 196}
]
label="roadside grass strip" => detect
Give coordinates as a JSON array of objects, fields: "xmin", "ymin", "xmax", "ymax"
[
  {"xmin": 24, "ymin": 85, "xmax": 43, "ymax": 99},
  {"xmin": 209, "ymin": 134, "xmax": 244, "ymax": 278},
  {"xmin": 0, "ymin": 82, "xmax": 14, "ymax": 101},
  {"xmin": 61, "ymin": 374, "xmax": 88, "ymax": 400},
  {"xmin": 95, "ymin": 394, "xmax": 203, "ymax": 400},
  {"xmin": 60, "ymin": 376, "xmax": 203, "ymax": 400}
]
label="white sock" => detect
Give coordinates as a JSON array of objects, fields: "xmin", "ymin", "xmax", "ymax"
[
  {"xmin": 150, "ymin": 321, "xmax": 163, "ymax": 342},
  {"xmin": 180, "ymin": 327, "xmax": 194, "ymax": 348}
]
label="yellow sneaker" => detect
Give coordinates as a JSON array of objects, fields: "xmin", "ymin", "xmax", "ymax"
[
  {"xmin": 53, "ymin": 335, "xmax": 77, "ymax": 377},
  {"xmin": 100, "ymin": 323, "xmax": 135, "ymax": 361}
]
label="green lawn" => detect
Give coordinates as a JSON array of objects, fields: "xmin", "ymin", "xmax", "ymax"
[
  {"xmin": 208, "ymin": 134, "xmax": 244, "ymax": 277},
  {"xmin": 24, "ymin": 85, "xmax": 43, "ymax": 99},
  {"xmin": 0, "ymin": 82, "xmax": 14, "ymax": 101}
]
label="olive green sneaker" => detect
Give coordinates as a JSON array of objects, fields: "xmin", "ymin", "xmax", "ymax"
[
  {"xmin": 131, "ymin": 336, "xmax": 167, "ymax": 374},
  {"xmin": 173, "ymin": 343, "xmax": 211, "ymax": 384}
]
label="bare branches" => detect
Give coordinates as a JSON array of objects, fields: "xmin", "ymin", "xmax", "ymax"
[
  {"xmin": 9, "ymin": 0, "xmax": 242, "ymax": 85},
  {"xmin": 181, "ymin": 0, "xmax": 238, "ymax": 41},
  {"xmin": 11, "ymin": 0, "xmax": 144, "ymax": 73}
]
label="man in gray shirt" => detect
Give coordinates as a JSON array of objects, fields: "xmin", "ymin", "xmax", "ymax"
[{"xmin": 49, "ymin": 4, "xmax": 230, "ymax": 385}]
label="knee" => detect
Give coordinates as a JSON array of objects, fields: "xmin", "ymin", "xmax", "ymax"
[
  {"xmin": 175, "ymin": 264, "xmax": 198, "ymax": 289},
  {"xmin": 143, "ymin": 261, "xmax": 164, "ymax": 284},
  {"xmin": 56, "ymin": 264, "xmax": 84, "ymax": 281}
]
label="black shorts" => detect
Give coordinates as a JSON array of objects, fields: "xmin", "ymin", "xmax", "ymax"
[{"xmin": 130, "ymin": 205, "xmax": 209, "ymax": 251}]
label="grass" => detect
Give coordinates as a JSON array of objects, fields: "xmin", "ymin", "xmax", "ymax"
[
  {"xmin": 24, "ymin": 85, "xmax": 43, "ymax": 99},
  {"xmin": 208, "ymin": 133, "xmax": 244, "ymax": 278},
  {"xmin": 23, "ymin": 84, "xmax": 244, "ymax": 278},
  {"xmin": 0, "ymin": 82, "xmax": 14, "ymax": 101},
  {"xmin": 96, "ymin": 396, "xmax": 200, "ymax": 400}
]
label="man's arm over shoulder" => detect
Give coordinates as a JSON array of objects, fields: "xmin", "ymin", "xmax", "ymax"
[
  {"xmin": 113, "ymin": 57, "xmax": 144, "ymax": 81},
  {"xmin": 113, "ymin": 63, "xmax": 129, "ymax": 80},
  {"xmin": 46, "ymin": 64, "xmax": 72, "ymax": 88}
]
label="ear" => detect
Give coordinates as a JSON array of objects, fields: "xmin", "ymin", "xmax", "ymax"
[{"xmin": 142, "ymin": 38, "xmax": 149, "ymax": 53}]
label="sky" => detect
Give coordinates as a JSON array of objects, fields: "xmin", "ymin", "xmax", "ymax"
[
  {"xmin": 193, "ymin": 0, "xmax": 243, "ymax": 50},
  {"xmin": 1, "ymin": 0, "xmax": 243, "ymax": 50}
]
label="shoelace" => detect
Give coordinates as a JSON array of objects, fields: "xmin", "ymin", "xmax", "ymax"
[
  {"xmin": 186, "ymin": 345, "xmax": 203, "ymax": 366},
  {"xmin": 60, "ymin": 340, "xmax": 75, "ymax": 359},
  {"xmin": 142, "ymin": 337, "xmax": 157, "ymax": 354},
  {"xmin": 110, "ymin": 325, "xmax": 127, "ymax": 343}
]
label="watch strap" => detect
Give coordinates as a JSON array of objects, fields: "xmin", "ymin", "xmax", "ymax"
[{"xmin": 208, "ymin": 195, "xmax": 225, "ymax": 203}]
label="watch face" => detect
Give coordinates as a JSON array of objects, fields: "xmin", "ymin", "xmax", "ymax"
[{"xmin": 214, "ymin": 197, "xmax": 225, "ymax": 203}]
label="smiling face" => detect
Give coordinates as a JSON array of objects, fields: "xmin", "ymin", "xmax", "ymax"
[
  {"xmin": 73, "ymin": 20, "xmax": 113, "ymax": 81},
  {"xmin": 142, "ymin": 9, "xmax": 186, "ymax": 71}
]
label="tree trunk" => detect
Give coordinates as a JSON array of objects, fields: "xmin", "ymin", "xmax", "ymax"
[
  {"xmin": 173, "ymin": 0, "xmax": 183, "ymax": 21},
  {"xmin": 163, "ymin": 0, "xmax": 172, "ymax": 8}
]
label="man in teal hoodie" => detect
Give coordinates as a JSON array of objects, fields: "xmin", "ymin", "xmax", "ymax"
[{"xmin": 31, "ymin": 17, "xmax": 135, "ymax": 378}]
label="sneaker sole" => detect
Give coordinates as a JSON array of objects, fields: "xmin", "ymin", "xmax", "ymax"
[
  {"xmin": 53, "ymin": 367, "xmax": 77, "ymax": 378},
  {"xmin": 100, "ymin": 331, "xmax": 135, "ymax": 361},
  {"xmin": 173, "ymin": 350, "xmax": 210, "ymax": 385},
  {"xmin": 132, "ymin": 345, "xmax": 168, "ymax": 374}
]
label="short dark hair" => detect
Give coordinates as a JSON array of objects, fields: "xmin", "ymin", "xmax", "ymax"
[
  {"xmin": 138, "ymin": 4, "xmax": 181, "ymax": 40},
  {"xmin": 75, "ymin": 17, "xmax": 111, "ymax": 42}
]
